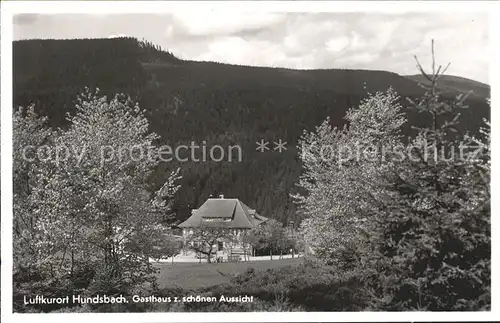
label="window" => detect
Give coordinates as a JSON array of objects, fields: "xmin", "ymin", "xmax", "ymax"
[
  {"xmin": 203, "ymin": 218, "xmax": 231, "ymax": 222},
  {"xmin": 218, "ymin": 241, "xmax": 224, "ymax": 251}
]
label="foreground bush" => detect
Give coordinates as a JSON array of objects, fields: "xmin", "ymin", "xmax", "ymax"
[{"xmin": 189, "ymin": 260, "xmax": 369, "ymax": 311}]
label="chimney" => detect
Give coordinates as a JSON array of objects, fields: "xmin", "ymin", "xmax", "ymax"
[{"xmin": 219, "ymin": 194, "xmax": 224, "ymax": 199}]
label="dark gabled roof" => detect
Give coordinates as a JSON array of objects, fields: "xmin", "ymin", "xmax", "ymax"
[
  {"xmin": 178, "ymin": 198, "xmax": 267, "ymax": 229},
  {"xmin": 194, "ymin": 198, "xmax": 237, "ymax": 218}
]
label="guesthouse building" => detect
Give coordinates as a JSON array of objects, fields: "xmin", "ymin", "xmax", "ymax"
[{"xmin": 178, "ymin": 195, "xmax": 267, "ymax": 261}]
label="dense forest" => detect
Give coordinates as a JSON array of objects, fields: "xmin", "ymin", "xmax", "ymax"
[{"xmin": 13, "ymin": 37, "xmax": 491, "ymax": 225}]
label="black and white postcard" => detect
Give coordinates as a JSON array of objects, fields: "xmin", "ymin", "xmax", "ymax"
[{"xmin": 1, "ymin": 1, "xmax": 497, "ymax": 322}]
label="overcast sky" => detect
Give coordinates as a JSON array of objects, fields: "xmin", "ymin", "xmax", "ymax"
[{"xmin": 13, "ymin": 12, "xmax": 489, "ymax": 84}]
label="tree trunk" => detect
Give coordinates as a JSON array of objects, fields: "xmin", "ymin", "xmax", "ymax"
[
  {"xmin": 171, "ymin": 254, "xmax": 174, "ymax": 267},
  {"xmin": 70, "ymin": 249, "xmax": 75, "ymax": 277},
  {"xmin": 270, "ymin": 249, "xmax": 272, "ymax": 260}
]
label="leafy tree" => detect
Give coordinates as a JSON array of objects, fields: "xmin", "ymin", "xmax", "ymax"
[
  {"xmin": 263, "ymin": 219, "xmax": 286, "ymax": 260},
  {"xmin": 293, "ymin": 88, "xmax": 406, "ymax": 261},
  {"xmin": 185, "ymin": 221, "xmax": 237, "ymax": 263},
  {"xmin": 244, "ymin": 219, "xmax": 287, "ymax": 260},
  {"xmin": 282, "ymin": 227, "xmax": 303, "ymax": 258},
  {"xmin": 13, "ymin": 105, "xmax": 54, "ymax": 271},
  {"xmin": 13, "ymin": 89, "xmax": 182, "ymax": 303},
  {"xmin": 243, "ymin": 225, "xmax": 266, "ymax": 257},
  {"xmin": 122, "ymin": 225, "xmax": 183, "ymax": 264}
]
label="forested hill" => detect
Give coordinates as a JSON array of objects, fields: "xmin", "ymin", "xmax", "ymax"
[
  {"xmin": 13, "ymin": 37, "xmax": 491, "ymax": 225},
  {"xmin": 405, "ymin": 74, "xmax": 490, "ymax": 99}
]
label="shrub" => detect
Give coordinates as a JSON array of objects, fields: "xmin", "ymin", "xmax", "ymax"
[{"xmin": 198, "ymin": 262, "xmax": 369, "ymax": 311}]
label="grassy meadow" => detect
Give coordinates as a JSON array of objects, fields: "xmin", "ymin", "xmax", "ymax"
[{"xmin": 154, "ymin": 258, "xmax": 303, "ymax": 290}]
